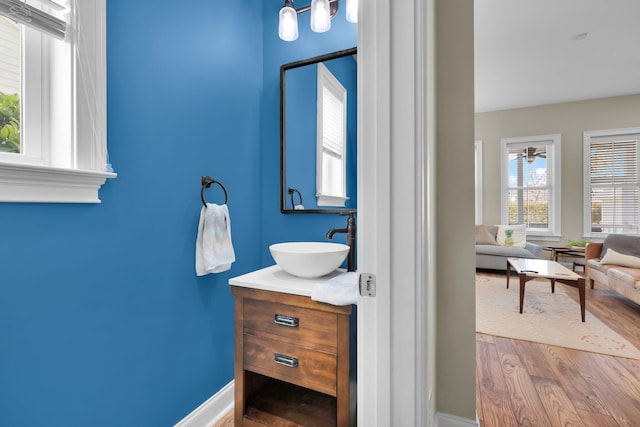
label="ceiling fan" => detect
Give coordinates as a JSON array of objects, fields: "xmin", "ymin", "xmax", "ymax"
[{"xmin": 522, "ymin": 146, "xmax": 546, "ymax": 163}]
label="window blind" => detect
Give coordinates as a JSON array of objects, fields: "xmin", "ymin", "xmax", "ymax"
[
  {"xmin": 0, "ymin": 16, "xmax": 21, "ymax": 94},
  {"xmin": 316, "ymin": 62, "xmax": 347, "ymax": 205},
  {"xmin": 322, "ymin": 83, "xmax": 344, "ymax": 157},
  {"xmin": 320, "ymin": 82, "xmax": 345, "ymax": 197},
  {"xmin": 0, "ymin": 0, "xmax": 66, "ymax": 40},
  {"xmin": 589, "ymin": 135, "xmax": 640, "ymax": 234}
]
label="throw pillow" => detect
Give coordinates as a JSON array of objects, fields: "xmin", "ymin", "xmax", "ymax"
[
  {"xmin": 602, "ymin": 235, "xmax": 640, "ymax": 259},
  {"xmin": 600, "ymin": 248, "xmax": 640, "ymax": 268},
  {"xmin": 475, "ymin": 225, "xmax": 498, "ymax": 245},
  {"xmin": 496, "ymin": 224, "xmax": 526, "ymax": 248}
]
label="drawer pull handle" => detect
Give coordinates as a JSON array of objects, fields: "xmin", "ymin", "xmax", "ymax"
[
  {"xmin": 274, "ymin": 353, "xmax": 299, "ymax": 368},
  {"xmin": 274, "ymin": 314, "xmax": 299, "ymax": 328}
]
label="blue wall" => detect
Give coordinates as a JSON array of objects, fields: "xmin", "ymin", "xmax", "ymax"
[
  {"xmin": 1, "ymin": 1, "xmax": 263, "ymax": 425},
  {"xmin": 0, "ymin": 1, "xmax": 356, "ymax": 426},
  {"xmin": 285, "ymin": 54, "xmax": 358, "ymax": 210},
  {"xmin": 260, "ymin": 1, "xmax": 358, "ymax": 265}
]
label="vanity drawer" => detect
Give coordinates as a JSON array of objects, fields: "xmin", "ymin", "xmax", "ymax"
[
  {"xmin": 243, "ymin": 299, "xmax": 337, "ymax": 350},
  {"xmin": 243, "ymin": 333, "xmax": 337, "ymax": 396}
]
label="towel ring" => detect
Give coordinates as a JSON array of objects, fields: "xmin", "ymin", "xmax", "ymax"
[
  {"xmin": 288, "ymin": 187, "xmax": 302, "ymax": 209},
  {"xmin": 200, "ymin": 175, "xmax": 228, "ymax": 207}
]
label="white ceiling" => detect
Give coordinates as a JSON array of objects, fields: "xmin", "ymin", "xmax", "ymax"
[{"xmin": 474, "ymin": 0, "xmax": 640, "ymax": 112}]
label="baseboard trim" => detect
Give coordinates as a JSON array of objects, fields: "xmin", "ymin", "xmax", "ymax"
[
  {"xmin": 435, "ymin": 412, "xmax": 479, "ymax": 427},
  {"xmin": 174, "ymin": 380, "xmax": 234, "ymax": 427}
]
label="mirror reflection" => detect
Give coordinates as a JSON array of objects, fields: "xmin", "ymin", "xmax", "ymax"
[{"xmin": 280, "ymin": 47, "xmax": 357, "ymax": 213}]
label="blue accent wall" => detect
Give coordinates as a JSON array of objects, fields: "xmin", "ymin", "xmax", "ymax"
[
  {"xmin": 285, "ymin": 63, "xmax": 317, "ymax": 204},
  {"xmin": 260, "ymin": 1, "xmax": 357, "ymax": 265},
  {"xmin": 285, "ymin": 54, "xmax": 357, "ymax": 210},
  {"xmin": 1, "ymin": 1, "xmax": 263, "ymax": 425},
  {"xmin": 0, "ymin": 1, "xmax": 356, "ymax": 426}
]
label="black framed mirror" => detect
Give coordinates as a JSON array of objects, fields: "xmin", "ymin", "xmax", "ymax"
[{"xmin": 280, "ymin": 47, "xmax": 357, "ymax": 214}]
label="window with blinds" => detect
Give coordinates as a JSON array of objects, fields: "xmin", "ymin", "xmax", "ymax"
[
  {"xmin": 584, "ymin": 129, "xmax": 640, "ymax": 235},
  {"xmin": 500, "ymin": 134, "xmax": 561, "ymax": 237},
  {"xmin": 316, "ymin": 62, "xmax": 347, "ymax": 207}
]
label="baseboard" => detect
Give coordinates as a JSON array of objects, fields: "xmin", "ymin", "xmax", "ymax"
[
  {"xmin": 435, "ymin": 412, "xmax": 479, "ymax": 427},
  {"xmin": 174, "ymin": 380, "xmax": 234, "ymax": 427}
]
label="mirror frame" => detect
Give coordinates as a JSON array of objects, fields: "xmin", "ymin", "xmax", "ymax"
[{"xmin": 280, "ymin": 47, "xmax": 358, "ymax": 214}]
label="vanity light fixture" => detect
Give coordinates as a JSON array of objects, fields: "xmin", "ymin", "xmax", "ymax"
[
  {"xmin": 279, "ymin": 0, "xmax": 299, "ymax": 41},
  {"xmin": 278, "ymin": 0, "xmax": 357, "ymax": 42},
  {"xmin": 310, "ymin": 0, "xmax": 331, "ymax": 33}
]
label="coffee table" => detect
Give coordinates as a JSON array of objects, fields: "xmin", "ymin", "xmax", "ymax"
[{"xmin": 506, "ymin": 258, "xmax": 586, "ymax": 322}]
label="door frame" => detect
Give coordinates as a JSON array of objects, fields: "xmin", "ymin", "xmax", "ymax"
[{"xmin": 357, "ymin": 0, "xmax": 435, "ymax": 425}]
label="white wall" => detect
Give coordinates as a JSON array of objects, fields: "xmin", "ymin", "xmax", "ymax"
[
  {"xmin": 476, "ymin": 93, "xmax": 640, "ymax": 245},
  {"xmin": 436, "ymin": 0, "xmax": 477, "ymax": 420}
]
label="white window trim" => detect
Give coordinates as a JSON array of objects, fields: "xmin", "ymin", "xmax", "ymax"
[
  {"xmin": 500, "ymin": 133, "xmax": 562, "ymax": 239},
  {"xmin": 475, "ymin": 139, "xmax": 483, "ymax": 225},
  {"xmin": 0, "ymin": 0, "xmax": 115, "ymax": 203},
  {"xmin": 583, "ymin": 127, "xmax": 640, "ymax": 238},
  {"xmin": 316, "ymin": 62, "xmax": 347, "ymax": 207}
]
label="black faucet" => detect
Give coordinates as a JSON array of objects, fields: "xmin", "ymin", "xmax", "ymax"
[{"xmin": 326, "ymin": 212, "xmax": 357, "ymax": 272}]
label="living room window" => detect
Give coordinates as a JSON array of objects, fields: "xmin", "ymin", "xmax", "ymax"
[
  {"xmin": 0, "ymin": 0, "xmax": 114, "ymax": 203},
  {"xmin": 500, "ymin": 134, "xmax": 561, "ymax": 238},
  {"xmin": 583, "ymin": 128, "xmax": 640, "ymax": 237}
]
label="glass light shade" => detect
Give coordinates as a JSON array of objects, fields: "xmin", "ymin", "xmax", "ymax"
[
  {"xmin": 346, "ymin": 0, "xmax": 357, "ymax": 23},
  {"xmin": 310, "ymin": 0, "xmax": 331, "ymax": 33},
  {"xmin": 279, "ymin": 5, "xmax": 299, "ymax": 41}
]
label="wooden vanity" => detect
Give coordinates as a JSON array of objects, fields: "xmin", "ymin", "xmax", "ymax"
[{"xmin": 230, "ymin": 266, "xmax": 354, "ymax": 427}]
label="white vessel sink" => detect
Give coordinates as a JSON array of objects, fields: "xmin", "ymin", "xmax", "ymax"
[{"xmin": 269, "ymin": 242, "xmax": 350, "ymax": 279}]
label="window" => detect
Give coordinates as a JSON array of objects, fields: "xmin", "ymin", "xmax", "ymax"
[
  {"xmin": 584, "ymin": 128, "xmax": 640, "ymax": 236},
  {"xmin": 0, "ymin": 15, "xmax": 20, "ymax": 155},
  {"xmin": 501, "ymin": 134, "xmax": 561, "ymax": 238},
  {"xmin": 0, "ymin": 0, "xmax": 113, "ymax": 203},
  {"xmin": 316, "ymin": 62, "xmax": 347, "ymax": 207},
  {"xmin": 475, "ymin": 140, "xmax": 483, "ymax": 224}
]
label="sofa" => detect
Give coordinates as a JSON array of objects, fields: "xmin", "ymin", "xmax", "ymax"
[
  {"xmin": 585, "ymin": 234, "xmax": 640, "ymax": 305},
  {"xmin": 475, "ymin": 224, "xmax": 542, "ymax": 270}
]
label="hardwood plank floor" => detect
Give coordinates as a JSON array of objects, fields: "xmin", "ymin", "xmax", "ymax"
[
  {"xmin": 477, "ymin": 273, "xmax": 640, "ymax": 427},
  {"xmin": 213, "ymin": 410, "xmax": 234, "ymax": 427}
]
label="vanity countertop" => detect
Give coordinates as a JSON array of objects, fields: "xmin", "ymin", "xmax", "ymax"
[{"xmin": 229, "ymin": 265, "xmax": 345, "ymax": 297}]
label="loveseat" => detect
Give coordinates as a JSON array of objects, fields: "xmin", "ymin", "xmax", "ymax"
[
  {"xmin": 585, "ymin": 234, "xmax": 640, "ymax": 305},
  {"xmin": 475, "ymin": 224, "xmax": 542, "ymax": 271}
]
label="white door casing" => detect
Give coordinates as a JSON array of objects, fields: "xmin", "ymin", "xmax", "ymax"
[{"xmin": 357, "ymin": 0, "xmax": 434, "ymax": 425}]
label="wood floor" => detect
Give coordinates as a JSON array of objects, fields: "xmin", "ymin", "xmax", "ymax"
[
  {"xmin": 477, "ymin": 273, "xmax": 640, "ymax": 427},
  {"xmin": 213, "ymin": 410, "xmax": 234, "ymax": 427}
]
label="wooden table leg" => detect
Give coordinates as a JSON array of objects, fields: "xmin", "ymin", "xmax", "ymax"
[
  {"xmin": 519, "ymin": 273, "xmax": 526, "ymax": 313},
  {"xmin": 550, "ymin": 278, "xmax": 556, "ymax": 293},
  {"xmin": 506, "ymin": 260, "xmax": 511, "ymax": 289},
  {"xmin": 578, "ymin": 277, "xmax": 586, "ymax": 322},
  {"xmin": 555, "ymin": 278, "xmax": 587, "ymax": 323}
]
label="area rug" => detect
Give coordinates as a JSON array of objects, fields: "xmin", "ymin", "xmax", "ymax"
[{"xmin": 476, "ymin": 274, "xmax": 640, "ymax": 359}]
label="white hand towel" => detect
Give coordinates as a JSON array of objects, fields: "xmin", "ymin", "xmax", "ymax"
[
  {"xmin": 195, "ymin": 203, "xmax": 236, "ymax": 276},
  {"xmin": 311, "ymin": 272, "xmax": 358, "ymax": 306}
]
